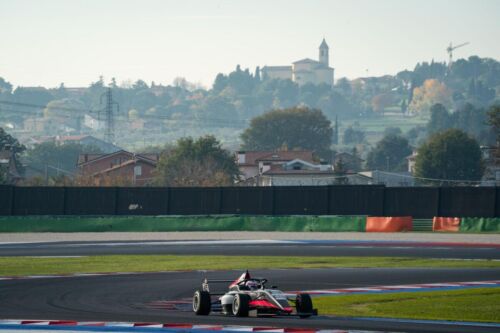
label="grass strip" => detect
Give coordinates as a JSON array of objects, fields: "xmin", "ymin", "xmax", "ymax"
[
  {"xmin": 314, "ymin": 287, "xmax": 500, "ymax": 323},
  {"xmin": 0, "ymin": 215, "xmax": 366, "ymax": 232},
  {"xmin": 0, "ymin": 255, "xmax": 499, "ymax": 276}
]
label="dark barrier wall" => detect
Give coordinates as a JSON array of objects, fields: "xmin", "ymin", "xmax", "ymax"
[
  {"xmin": 383, "ymin": 187, "xmax": 439, "ymax": 218},
  {"xmin": 496, "ymin": 187, "xmax": 500, "ymax": 218},
  {"xmin": 169, "ymin": 187, "xmax": 221, "ymax": 215},
  {"xmin": 65, "ymin": 187, "xmax": 118, "ymax": 215},
  {"xmin": 116, "ymin": 187, "xmax": 168, "ymax": 215},
  {"xmin": 329, "ymin": 185, "xmax": 384, "ymax": 215},
  {"xmin": 274, "ymin": 186, "xmax": 328, "ymax": 215},
  {"xmin": 220, "ymin": 187, "xmax": 273, "ymax": 214},
  {"xmin": 439, "ymin": 187, "xmax": 496, "ymax": 218},
  {"xmin": 0, "ymin": 185, "xmax": 498, "ymax": 217},
  {"xmin": 0, "ymin": 186, "xmax": 13, "ymax": 215},
  {"xmin": 13, "ymin": 187, "xmax": 65, "ymax": 215}
]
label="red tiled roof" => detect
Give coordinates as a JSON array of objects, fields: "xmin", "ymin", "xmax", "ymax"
[
  {"xmin": 78, "ymin": 150, "xmax": 159, "ymax": 166},
  {"xmin": 92, "ymin": 158, "xmax": 157, "ymax": 176},
  {"xmin": 57, "ymin": 135, "xmax": 89, "ymax": 141}
]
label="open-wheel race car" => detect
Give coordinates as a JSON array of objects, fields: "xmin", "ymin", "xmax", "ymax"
[{"xmin": 192, "ymin": 270, "xmax": 317, "ymax": 318}]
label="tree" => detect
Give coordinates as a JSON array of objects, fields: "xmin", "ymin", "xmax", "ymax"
[
  {"xmin": 0, "ymin": 165, "xmax": 6, "ymax": 184},
  {"xmin": 154, "ymin": 136, "xmax": 239, "ymax": 186},
  {"xmin": 43, "ymin": 98, "xmax": 86, "ymax": 130},
  {"xmin": 426, "ymin": 103, "xmax": 494, "ymax": 145},
  {"xmin": 240, "ymin": 107, "xmax": 333, "ymax": 158},
  {"xmin": 409, "ymin": 79, "xmax": 452, "ymax": 114},
  {"xmin": 366, "ymin": 134, "xmax": 412, "ymax": 172},
  {"xmin": 371, "ymin": 93, "xmax": 393, "ymax": 113},
  {"xmin": 487, "ymin": 104, "xmax": 500, "ymax": 166},
  {"xmin": 427, "ymin": 103, "xmax": 451, "ymax": 135},
  {"xmin": 487, "ymin": 104, "xmax": 500, "ymax": 143},
  {"xmin": 342, "ymin": 126, "xmax": 366, "ymax": 145},
  {"xmin": 0, "ymin": 127, "xmax": 25, "ymax": 172},
  {"xmin": 0, "ymin": 77, "xmax": 13, "ymax": 94},
  {"xmin": 25, "ymin": 142, "xmax": 102, "ymax": 177},
  {"xmin": 415, "ymin": 129, "xmax": 483, "ymax": 184},
  {"xmin": 384, "ymin": 127, "xmax": 402, "ymax": 137}
]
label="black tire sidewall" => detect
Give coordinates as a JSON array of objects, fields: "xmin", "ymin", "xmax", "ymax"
[
  {"xmin": 193, "ymin": 290, "xmax": 211, "ymax": 315},
  {"xmin": 296, "ymin": 293, "xmax": 313, "ymax": 314},
  {"xmin": 232, "ymin": 293, "xmax": 250, "ymax": 317}
]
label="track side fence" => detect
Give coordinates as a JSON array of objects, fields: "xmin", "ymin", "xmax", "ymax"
[{"xmin": 0, "ymin": 185, "xmax": 498, "ymax": 218}]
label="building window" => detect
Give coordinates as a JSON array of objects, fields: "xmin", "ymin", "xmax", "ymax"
[{"xmin": 134, "ymin": 165, "xmax": 142, "ymax": 176}]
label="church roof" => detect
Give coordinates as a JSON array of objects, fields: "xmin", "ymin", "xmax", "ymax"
[
  {"xmin": 292, "ymin": 58, "xmax": 320, "ymax": 64},
  {"xmin": 262, "ymin": 65, "xmax": 292, "ymax": 70},
  {"xmin": 320, "ymin": 38, "xmax": 329, "ymax": 49}
]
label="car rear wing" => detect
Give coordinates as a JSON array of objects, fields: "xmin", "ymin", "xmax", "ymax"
[{"xmin": 201, "ymin": 278, "xmax": 234, "ymax": 293}]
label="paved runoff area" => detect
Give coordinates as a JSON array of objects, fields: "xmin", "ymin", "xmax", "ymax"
[{"xmin": 1, "ymin": 231, "xmax": 499, "ymax": 243}]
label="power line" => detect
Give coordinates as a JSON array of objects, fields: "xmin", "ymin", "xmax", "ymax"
[
  {"xmin": 372, "ymin": 170, "xmax": 484, "ymax": 184},
  {"xmin": 0, "ymin": 100, "xmax": 250, "ymax": 126},
  {"xmin": 0, "ymin": 100, "xmax": 91, "ymax": 113}
]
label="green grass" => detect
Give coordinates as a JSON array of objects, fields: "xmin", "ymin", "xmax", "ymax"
[
  {"xmin": 0, "ymin": 215, "xmax": 366, "ymax": 232},
  {"xmin": 314, "ymin": 287, "xmax": 500, "ymax": 323},
  {"xmin": 0, "ymin": 255, "xmax": 499, "ymax": 276}
]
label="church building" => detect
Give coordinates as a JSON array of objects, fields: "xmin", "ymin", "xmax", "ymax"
[{"xmin": 261, "ymin": 39, "xmax": 334, "ymax": 86}]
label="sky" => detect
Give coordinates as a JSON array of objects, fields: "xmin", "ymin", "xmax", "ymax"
[{"xmin": 0, "ymin": 0, "xmax": 499, "ymax": 89}]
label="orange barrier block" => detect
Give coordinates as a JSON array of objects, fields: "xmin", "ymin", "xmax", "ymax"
[
  {"xmin": 366, "ymin": 216, "xmax": 413, "ymax": 232},
  {"xmin": 433, "ymin": 217, "xmax": 460, "ymax": 232}
]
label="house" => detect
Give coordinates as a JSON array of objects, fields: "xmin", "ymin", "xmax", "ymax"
[
  {"xmin": 480, "ymin": 146, "xmax": 500, "ymax": 185},
  {"xmin": 77, "ymin": 150, "xmax": 159, "ymax": 186},
  {"xmin": 130, "ymin": 119, "xmax": 146, "ymax": 130},
  {"xmin": 334, "ymin": 152, "xmax": 364, "ymax": 172},
  {"xmin": 259, "ymin": 159, "xmax": 336, "ymax": 186},
  {"xmin": 0, "ymin": 148, "xmax": 22, "ymax": 184},
  {"xmin": 236, "ymin": 150, "xmax": 315, "ymax": 184},
  {"xmin": 83, "ymin": 114, "xmax": 105, "ymax": 130},
  {"xmin": 261, "ymin": 39, "xmax": 334, "ymax": 86},
  {"xmin": 406, "ymin": 151, "xmax": 418, "ymax": 174},
  {"xmin": 23, "ymin": 117, "xmax": 49, "ymax": 132}
]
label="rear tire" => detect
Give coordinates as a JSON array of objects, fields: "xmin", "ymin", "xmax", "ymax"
[
  {"xmin": 193, "ymin": 290, "xmax": 211, "ymax": 315},
  {"xmin": 232, "ymin": 293, "xmax": 250, "ymax": 317},
  {"xmin": 296, "ymin": 293, "xmax": 313, "ymax": 318}
]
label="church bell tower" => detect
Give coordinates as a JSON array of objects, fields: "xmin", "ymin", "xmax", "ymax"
[{"xmin": 319, "ymin": 38, "xmax": 329, "ymax": 67}]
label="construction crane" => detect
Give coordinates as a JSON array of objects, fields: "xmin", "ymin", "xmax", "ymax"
[{"xmin": 446, "ymin": 42, "xmax": 469, "ymax": 67}]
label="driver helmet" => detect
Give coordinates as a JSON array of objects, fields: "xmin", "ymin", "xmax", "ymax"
[{"xmin": 245, "ymin": 280, "xmax": 259, "ymax": 290}]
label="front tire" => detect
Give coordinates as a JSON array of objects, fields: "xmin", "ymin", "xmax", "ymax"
[
  {"xmin": 296, "ymin": 293, "xmax": 313, "ymax": 318},
  {"xmin": 193, "ymin": 289, "xmax": 211, "ymax": 315},
  {"xmin": 232, "ymin": 293, "xmax": 250, "ymax": 317}
]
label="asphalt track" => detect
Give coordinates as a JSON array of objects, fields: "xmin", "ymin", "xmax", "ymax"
[
  {"xmin": 1, "ymin": 268, "xmax": 500, "ymax": 333},
  {"xmin": 1, "ymin": 239, "xmax": 499, "ymax": 259},
  {"xmin": 1, "ymin": 240, "xmax": 500, "ymax": 333}
]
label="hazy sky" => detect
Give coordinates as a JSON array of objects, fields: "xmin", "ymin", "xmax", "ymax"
[{"xmin": 1, "ymin": 0, "xmax": 499, "ymax": 88}]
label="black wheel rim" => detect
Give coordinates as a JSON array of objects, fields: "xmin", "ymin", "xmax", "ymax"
[
  {"xmin": 193, "ymin": 293, "xmax": 199, "ymax": 311},
  {"xmin": 233, "ymin": 296, "xmax": 239, "ymax": 314}
]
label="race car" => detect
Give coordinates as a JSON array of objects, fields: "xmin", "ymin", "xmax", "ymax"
[{"xmin": 192, "ymin": 270, "xmax": 317, "ymax": 318}]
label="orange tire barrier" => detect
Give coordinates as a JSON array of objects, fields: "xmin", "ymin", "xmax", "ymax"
[
  {"xmin": 433, "ymin": 217, "xmax": 461, "ymax": 232},
  {"xmin": 366, "ymin": 216, "xmax": 413, "ymax": 232}
]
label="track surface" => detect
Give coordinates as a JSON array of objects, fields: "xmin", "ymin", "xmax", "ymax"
[
  {"xmin": 1, "ymin": 240, "xmax": 499, "ymax": 259},
  {"xmin": 1, "ymin": 240, "xmax": 500, "ymax": 332},
  {"xmin": 1, "ymin": 268, "xmax": 500, "ymax": 333}
]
